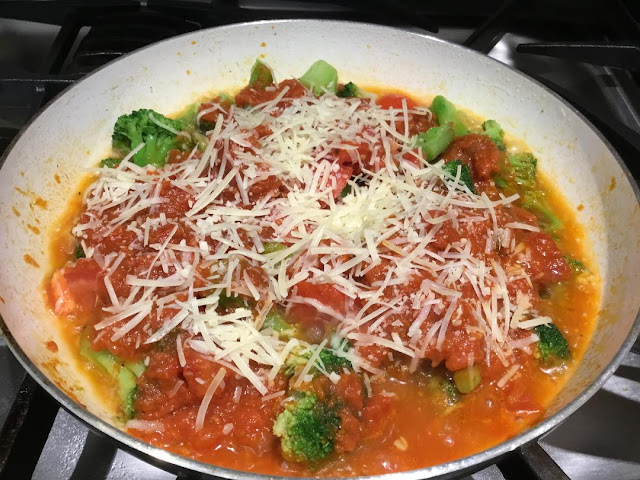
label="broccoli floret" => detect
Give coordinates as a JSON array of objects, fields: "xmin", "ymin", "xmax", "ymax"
[
  {"xmin": 508, "ymin": 152, "xmax": 537, "ymax": 189},
  {"xmin": 249, "ymin": 59, "xmax": 275, "ymax": 89},
  {"xmin": 285, "ymin": 346, "xmax": 352, "ymax": 377},
  {"xmin": 414, "ymin": 124, "xmax": 455, "ymax": 162},
  {"xmin": 337, "ymin": 82, "xmax": 360, "ymax": 98},
  {"xmin": 273, "ymin": 391, "xmax": 341, "ymax": 464},
  {"xmin": 482, "ymin": 120, "xmax": 506, "ymax": 151},
  {"xmin": 564, "ymin": 255, "xmax": 587, "ymax": 274},
  {"xmin": 112, "ymin": 109, "xmax": 183, "ymax": 167},
  {"xmin": 442, "ymin": 160, "xmax": 475, "ymax": 193},
  {"xmin": 318, "ymin": 348, "xmax": 352, "ymax": 372},
  {"xmin": 74, "ymin": 244, "xmax": 85, "ymax": 259},
  {"xmin": 521, "ymin": 190, "xmax": 563, "ymax": 233},
  {"xmin": 535, "ymin": 323, "xmax": 570, "ymax": 362},
  {"xmin": 99, "ymin": 157, "xmax": 121, "ymax": 168}
]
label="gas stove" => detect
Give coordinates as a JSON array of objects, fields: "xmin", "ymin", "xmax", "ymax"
[{"xmin": 1, "ymin": 2, "xmax": 639, "ymax": 479}]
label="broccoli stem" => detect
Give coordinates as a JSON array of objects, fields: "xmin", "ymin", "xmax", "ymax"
[
  {"xmin": 249, "ymin": 59, "xmax": 275, "ymax": 89},
  {"xmin": 522, "ymin": 191, "xmax": 563, "ymax": 233},
  {"xmin": 430, "ymin": 95, "xmax": 468, "ymax": 136},
  {"xmin": 262, "ymin": 241, "xmax": 288, "ymax": 254},
  {"xmin": 300, "ymin": 60, "xmax": 339, "ymax": 95},
  {"xmin": 453, "ymin": 365, "xmax": 482, "ymax": 393},
  {"xmin": 415, "ymin": 124, "xmax": 455, "ymax": 162},
  {"xmin": 79, "ymin": 337, "xmax": 145, "ymax": 418},
  {"xmin": 118, "ymin": 367, "xmax": 138, "ymax": 418},
  {"xmin": 177, "ymin": 103, "xmax": 199, "ymax": 129},
  {"xmin": 507, "ymin": 152, "xmax": 537, "ymax": 189}
]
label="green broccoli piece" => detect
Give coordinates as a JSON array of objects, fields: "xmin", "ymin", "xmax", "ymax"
[
  {"xmin": 124, "ymin": 360, "xmax": 146, "ymax": 378},
  {"xmin": 317, "ymin": 348, "xmax": 352, "ymax": 372},
  {"xmin": 99, "ymin": 157, "xmax": 121, "ymax": 168},
  {"xmin": 521, "ymin": 190, "xmax": 563, "ymax": 233},
  {"xmin": 482, "ymin": 120, "xmax": 506, "ymax": 151},
  {"xmin": 80, "ymin": 338, "xmax": 119, "ymax": 376},
  {"xmin": 430, "ymin": 95, "xmax": 468, "ymax": 136},
  {"xmin": 262, "ymin": 242, "xmax": 288, "ymax": 254},
  {"xmin": 74, "ymin": 244, "xmax": 85, "ymax": 259},
  {"xmin": 218, "ymin": 291, "xmax": 247, "ymax": 309},
  {"xmin": 425, "ymin": 374, "xmax": 459, "ymax": 406},
  {"xmin": 262, "ymin": 308, "xmax": 298, "ymax": 340},
  {"xmin": 535, "ymin": 323, "xmax": 570, "ymax": 362},
  {"xmin": 415, "ymin": 124, "xmax": 455, "ymax": 162},
  {"xmin": 177, "ymin": 103, "xmax": 199, "ymax": 129},
  {"xmin": 273, "ymin": 391, "xmax": 341, "ymax": 464},
  {"xmin": 441, "ymin": 378, "xmax": 460, "ymax": 403},
  {"xmin": 453, "ymin": 365, "xmax": 482, "ymax": 393},
  {"xmin": 249, "ymin": 59, "xmax": 275, "ymax": 89},
  {"xmin": 564, "ymin": 255, "xmax": 587, "ymax": 274},
  {"xmin": 118, "ymin": 366, "xmax": 138, "ymax": 418},
  {"xmin": 285, "ymin": 346, "xmax": 352, "ymax": 377},
  {"xmin": 494, "ymin": 176, "xmax": 508, "ymax": 189},
  {"xmin": 340, "ymin": 185, "xmax": 352, "ymax": 198},
  {"xmin": 79, "ymin": 337, "xmax": 144, "ymax": 418},
  {"xmin": 172, "ymin": 103, "xmax": 209, "ymax": 152},
  {"xmin": 442, "ymin": 160, "xmax": 475, "ymax": 193},
  {"xmin": 300, "ymin": 60, "xmax": 338, "ymax": 95},
  {"xmin": 337, "ymin": 82, "xmax": 360, "ymax": 98},
  {"xmin": 112, "ymin": 109, "xmax": 183, "ymax": 167},
  {"xmin": 508, "ymin": 152, "xmax": 537, "ymax": 189},
  {"xmin": 124, "ymin": 386, "xmax": 137, "ymax": 419}
]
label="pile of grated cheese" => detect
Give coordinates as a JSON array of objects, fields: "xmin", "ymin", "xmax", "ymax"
[{"xmin": 73, "ymin": 89, "xmax": 550, "ymax": 397}]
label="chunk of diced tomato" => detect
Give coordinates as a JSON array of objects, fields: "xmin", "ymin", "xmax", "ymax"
[
  {"xmin": 377, "ymin": 93, "xmax": 418, "ymax": 110},
  {"xmin": 328, "ymin": 163, "xmax": 353, "ymax": 198},
  {"xmin": 51, "ymin": 259, "xmax": 100, "ymax": 316}
]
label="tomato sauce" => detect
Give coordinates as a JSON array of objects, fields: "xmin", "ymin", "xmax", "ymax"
[{"xmin": 45, "ymin": 84, "xmax": 600, "ymax": 477}]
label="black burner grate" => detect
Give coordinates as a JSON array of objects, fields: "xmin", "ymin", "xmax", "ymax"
[{"xmin": 0, "ymin": 1, "xmax": 639, "ymax": 479}]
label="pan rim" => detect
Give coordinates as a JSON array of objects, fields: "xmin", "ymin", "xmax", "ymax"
[{"xmin": 1, "ymin": 18, "xmax": 639, "ymax": 480}]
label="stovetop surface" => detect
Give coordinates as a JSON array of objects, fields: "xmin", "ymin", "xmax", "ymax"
[{"xmin": 0, "ymin": 2, "xmax": 639, "ymax": 479}]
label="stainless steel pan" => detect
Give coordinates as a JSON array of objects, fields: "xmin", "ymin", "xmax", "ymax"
[{"xmin": 1, "ymin": 19, "xmax": 639, "ymax": 479}]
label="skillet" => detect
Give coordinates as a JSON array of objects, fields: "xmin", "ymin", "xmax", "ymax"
[{"xmin": 1, "ymin": 19, "xmax": 639, "ymax": 479}]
